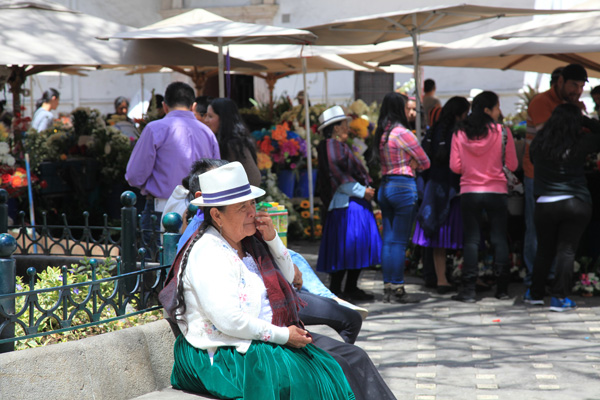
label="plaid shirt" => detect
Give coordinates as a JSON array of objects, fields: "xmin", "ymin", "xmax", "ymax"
[{"xmin": 380, "ymin": 124, "xmax": 430, "ymax": 176}]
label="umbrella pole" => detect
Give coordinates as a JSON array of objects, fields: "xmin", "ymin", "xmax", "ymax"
[
  {"xmin": 24, "ymin": 154, "xmax": 37, "ymax": 254},
  {"xmin": 302, "ymin": 57, "xmax": 315, "ymax": 239},
  {"xmin": 324, "ymin": 70, "xmax": 329, "ymax": 105},
  {"xmin": 218, "ymin": 37, "xmax": 225, "ymax": 98},
  {"xmin": 140, "ymin": 73, "xmax": 145, "ymax": 118},
  {"xmin": 411, "ymin": 31, "xmax": 422, "ymax": 139}
]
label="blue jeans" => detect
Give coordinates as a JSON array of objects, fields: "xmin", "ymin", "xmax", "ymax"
[
  {"xmin": 377, "ymin": 176, "xmax": 418, "ymax": 284},
  {"xmin": 523, "ymin": 176, "xmax": 537, "ymax": 286}
]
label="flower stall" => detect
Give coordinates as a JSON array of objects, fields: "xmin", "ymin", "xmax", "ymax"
[{"xmin": 2, "ymin": 106, "xmax": 137, "ymax": 226}]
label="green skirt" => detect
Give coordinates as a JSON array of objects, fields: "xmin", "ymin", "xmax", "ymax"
[{"xmin": 171, "ymin": 335, "xmax": 355, "ymax": 400}]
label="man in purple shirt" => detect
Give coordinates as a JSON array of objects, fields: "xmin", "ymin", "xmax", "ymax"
[{"xmin": 125, "ymin": 81, "xmax": 220, "ymax": 252}]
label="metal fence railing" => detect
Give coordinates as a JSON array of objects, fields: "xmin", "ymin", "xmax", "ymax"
[{"xmin": 0, "ymin": 189, "xmax": 183, "ymax": 352}]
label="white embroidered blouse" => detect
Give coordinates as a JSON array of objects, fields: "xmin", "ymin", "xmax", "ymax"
[{"xmin": 177, "ymin": 226, "xmax": 294, "ymax": 354}]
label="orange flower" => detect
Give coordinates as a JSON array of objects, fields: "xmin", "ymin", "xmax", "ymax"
[
  {"xmin": 300, "ymin": 200, "xmax": 310, "ymax": 209},
  {"xmin": 11, "ymin": 176, "xmax": 22, "ymax": 187},
  {"xmin": 258, "ymin": 139, "xmax": 274, "ymax": 155},
  {"xmin": 60, "ymin": 154, "xmax": 67, "ymax": 161},
  {"xmin": 257, "ymin": 152, "xmax": 273, "ymax": 170},
  {"xmin": 272, "ymin": 124, "xmax": 287, "ymax": 141},
  {"xmin": 350, "ymin": 117, "xmax": 370, "ymax": 139},
  {"xmin": 301, "ymin": 211, "xmax": 310, "ymax": 219}
]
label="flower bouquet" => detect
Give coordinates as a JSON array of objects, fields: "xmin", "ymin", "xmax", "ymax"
[
  {"xmin": 294, "ymin": 199, "xmax": 322, "ymax": 239},
  {"xmin": 573, "ymin": 273, "xmax": 600, "ymax": 296},
  {"xmin": 573, "ymin": 257, "xmax": 600, "ymax": 296},
  {"xmin": 0, "ymin": 164, "xmax": 40, "ymax": 198},
  {"xmin": 253, "ymin": 122, "xmax": 308, "ymax": 172}
]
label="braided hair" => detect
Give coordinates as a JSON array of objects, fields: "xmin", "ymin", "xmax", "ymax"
[{"xmin": 173, "ymin": 205, "xmax": 224, "ymax": 326}]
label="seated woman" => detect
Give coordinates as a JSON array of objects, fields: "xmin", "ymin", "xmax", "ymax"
[{"xmin": 161, "ymin": 161, "xmax": 395, "ymax": 400}]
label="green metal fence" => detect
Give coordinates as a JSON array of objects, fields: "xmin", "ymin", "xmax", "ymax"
[{"xmin": 0, "ymin": 189, "xmax": 183, "ymax": 352}]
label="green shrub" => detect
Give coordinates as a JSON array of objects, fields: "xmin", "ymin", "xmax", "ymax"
[{"xmin": 13, "ymin": 257, "xmax": 163, "ymax": 351}]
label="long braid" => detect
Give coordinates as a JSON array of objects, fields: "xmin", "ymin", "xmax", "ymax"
[
  {"xmin": 173, "ymin": 206, "xmax": 222, "ymax": 326},
  {"xmin": 173, "ymin": 220, "xmax": 209, "ymax": 326}
]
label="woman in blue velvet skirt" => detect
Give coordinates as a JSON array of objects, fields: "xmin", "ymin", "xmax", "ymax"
[{"xmin": 316, "ymin": 106, "xmax": 382, "ymax": 302}]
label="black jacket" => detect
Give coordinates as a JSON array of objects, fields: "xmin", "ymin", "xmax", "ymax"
[{"xmin": 531, "ymin": 118, "xmax": 600, "ymax": 204}]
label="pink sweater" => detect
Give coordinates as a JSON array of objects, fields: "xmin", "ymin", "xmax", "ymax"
[{"xmin": 450, "ymin": 123, "xmax": 518, "ymax": 194}]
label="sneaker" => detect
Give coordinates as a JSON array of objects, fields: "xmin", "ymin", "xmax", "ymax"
[
  {"xmin": 549, "ymin": 297, "xmax": 577, "ymax": 312},
  {"xmin": 523, "ymin": 289, "xmax": 544, "ymax": 305}
]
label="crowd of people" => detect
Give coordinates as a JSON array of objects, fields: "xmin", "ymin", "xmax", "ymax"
[{"xmin": 25, "ymin": 61, "xmax": 599, "ymax": 399}]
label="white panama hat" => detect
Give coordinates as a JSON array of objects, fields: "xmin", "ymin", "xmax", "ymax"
[
  {"xmin": 190, "ymin": 161, "xmax": 265, "ymax": 207},
  {"xmin": 318, "ymin": 105, "xmax": 351, "ymax": 131}
]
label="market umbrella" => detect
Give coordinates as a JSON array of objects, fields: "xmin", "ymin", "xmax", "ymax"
[
  {"xmin": 103, "ymin": 8, "xmax": 317, "ymax": 97},
  {"xmin": 305, "ymin": 4, "xmax": 595, "ymax": 138},
  {"xmin": 493, "ymin": 12, "xmax": 600, "ymax": 41},
  {"xmin": 321, "ymin": 39, "xmax": 439, "ymax": 68},
  {"xmin": 0, "ymin": 0, "xmax": 263, "ymax": 115},
  {"xmin": 221, "ymin": 43, "xmax": 374, "ymax": 105},
  {"xmin": 378, "ymin": 18, "xmax": 600, "ymax": 78}
]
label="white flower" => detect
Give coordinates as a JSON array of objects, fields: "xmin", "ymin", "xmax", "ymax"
[
  {"xmin": 78, "ymin": 135, "xmax": 95, "ymax": 148},
  {"xmin": 104, "ymin": 143, "xmax": 112, "ymax": 155},
  {"xmin": 0, "ymin": 142, "xmax": 9, "ymax": 154},
  {"xmin": 5, "ymin": 155, "xmax": 15, "ymax": 166}
]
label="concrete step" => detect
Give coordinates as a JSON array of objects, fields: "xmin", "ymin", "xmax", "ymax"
[{"xmin": 131, "ymin": 387, "xmax": 216, "ymax": 399}]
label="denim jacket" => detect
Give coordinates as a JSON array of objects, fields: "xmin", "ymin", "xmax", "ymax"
[{"xmin": 328, "ymin": 182, "xmax": 367, "ymax": 211}]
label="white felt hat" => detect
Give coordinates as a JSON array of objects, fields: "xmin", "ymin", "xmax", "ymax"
[
  {"xmin": 318, "ymin": 105, "xmax": 351, "ymax": 131},
  {"xmin": 190, "ymin": 161, "xmax": 265, "ymax": 207}
]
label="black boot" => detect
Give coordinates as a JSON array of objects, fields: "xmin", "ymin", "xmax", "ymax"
[
  {"xmin": 452, "ymin": 282, "xmax": 476, "ymax": 303},
  {"xmin": 495, "ymin": 273, "xmax": 510, "ymax": 300},
  {"xmin": 392, "ymin": 284, "xmax": 420, "ymax": 304}
]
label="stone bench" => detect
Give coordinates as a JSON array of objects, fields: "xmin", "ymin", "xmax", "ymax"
[{"xmin": 0, "ymin": 319, "xmax": 214, "ymax": 400}]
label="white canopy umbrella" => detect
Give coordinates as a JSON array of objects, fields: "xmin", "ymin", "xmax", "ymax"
[
  {"xmin": 103, "ymin": 9, "xmax": 317, "ymax": 97},
  {"xmin": 305, "ymin": 4, "xmax": 596, "ymax": 138},
  {"xmin": 493, "ymin": 12, "xmax": 600, "ymax": 41},
  {"xmin": 379, "ymin": 18, "xmax": 600, "ymax": 78},
  {"xmin": 0, "ymin": 0, "xmax": 263, "ymax": 115}
]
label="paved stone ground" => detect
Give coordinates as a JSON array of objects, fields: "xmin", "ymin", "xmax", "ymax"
[{"xmin": 289, "ymin": 240, "xmax": 600, "ymax": 400}]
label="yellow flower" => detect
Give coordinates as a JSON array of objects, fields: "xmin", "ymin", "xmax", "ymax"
[
  {"xmin": 350, "ymin": 117, "xmax": 370, "ymax": 139},
  {"xmin": 304, "ymin": 227, "xmax": 311, "ymax": 237},
  {"xmin": 300, "ymin": 200, "xmax": 310, "ymax": 209},
  {"xmin": 257, "ymin": 152, "xmax": 273, "ymax": 170},
  {"xmin": 301, "ymin": 211, "xmax": 310, "ymax": 219}
]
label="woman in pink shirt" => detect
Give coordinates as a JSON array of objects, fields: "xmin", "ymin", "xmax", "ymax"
[{"xmin": 450, "ymin": 91, "xmax": 518, "ymax": 302}]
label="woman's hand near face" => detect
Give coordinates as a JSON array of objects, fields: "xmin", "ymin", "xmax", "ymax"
[
  {"xmin": 255, "ymin": 210, "xmax": 277, "ymax": 241},
  {"xmin": 286, "ymin": 326, "xmax": 312, "ymax": 348}
]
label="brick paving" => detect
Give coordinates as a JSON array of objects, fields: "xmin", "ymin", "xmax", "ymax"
[{"xmin": 289, "ymin": 240, "xmax": 600, "ymax": 400}]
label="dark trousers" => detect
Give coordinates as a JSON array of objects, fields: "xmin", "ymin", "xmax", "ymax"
[
  {"xmin": 141, "ymin": 197, "xmax": 162, "ymax": 258},
  {"xmin": 311, "ymin": 332, "xmax": 397, "ymax": 400},
  {"xmin": 531, "ymin": 197, "xmax": 592, "ymax": 299},
  {"xmin": 460, "ymin": 193, "xmax": 510, "ymax": 287},
  {"xmin": 298, "ymin": 292, "xmax": 362, "ymax": 344}
]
